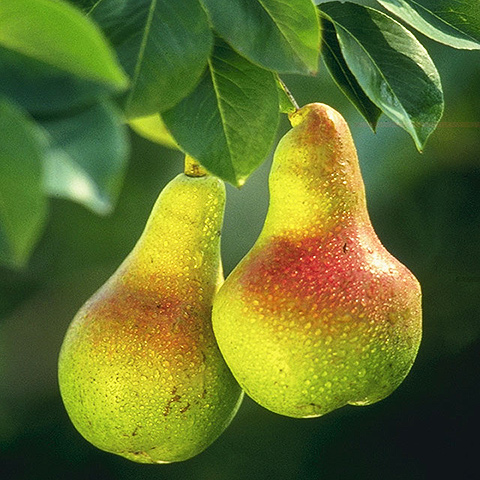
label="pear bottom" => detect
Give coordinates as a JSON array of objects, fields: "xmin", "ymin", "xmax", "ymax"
[
  {"xmin": 216, "ymin": 303, "xmax": 418, "ymax": 418},
  {"xmin": 213, "ymin": 290, "xmax": 420, "ymax": 418},
  {"xmin": 59, "ymin": 289, "xmax": 243, "ymax": 463},
  {"xmin": 212, "ymin": 236, "xmax": 422, "ymax": 419}
]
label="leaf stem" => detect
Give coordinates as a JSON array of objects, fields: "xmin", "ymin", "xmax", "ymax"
[{"xmin": 184, "ymin": 155, "xmax": 207, "ymax": 177}]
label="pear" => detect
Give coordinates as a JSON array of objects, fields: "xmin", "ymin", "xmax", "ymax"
[
  {"xmin": 58, "ymin": 168, "xmax": 243, "ymax": 463},
  {"xmin": 212, "ymin": 103, "xmax": 422, "ymax": 418}
]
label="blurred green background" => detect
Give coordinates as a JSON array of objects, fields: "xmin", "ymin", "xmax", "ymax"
[{"xmin": 1, "ymin": 36, "xmax": 480, "ymax": 479}]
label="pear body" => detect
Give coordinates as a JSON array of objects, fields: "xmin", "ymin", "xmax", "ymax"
[
  {"xmin": 212, "ymin": 104, "xmax": 422, "ymax": 418},
  {"xmin": 58, "ymin": 174, "xmax": 243, "ymax": 463}
]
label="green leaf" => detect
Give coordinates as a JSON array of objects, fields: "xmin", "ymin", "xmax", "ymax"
[
  {"xmin": 41, "ymin": 102, "xmax": 129, "ymax": 215},
  {"xmin": 320, "ymin": 16, "xmax": 381, "ymax": 130},
  {"xmin": 201, "ymin": 0, "xmax": 321, "ymax": 74},
  {"xmin": 377, "ymin": 0, "xmax": 480, "ymax": 50},
  {"xmin": 129, "ymin": 114, "xmax": 178, "ymax": 149},
  {"xmin": 90, "ymin": 0, "xmax": 213, "ymax": 118},
  {"xmin": 321, "ymin": 2, "xmax": 443, "ymax": 151},
  {"xmin": 0, "ymin": 0, "xmax": 127, "ymax": 89},
  {"xmin": 163, "ymin": 40, "xmax": 280, "ymax": 187},
  {"xmin": 0, "ymin": 99, "xmax": 48, "ymax": 269},
  {"xmin": 0, "ymin": 46, "xmax": 114, "ymax": 115}
]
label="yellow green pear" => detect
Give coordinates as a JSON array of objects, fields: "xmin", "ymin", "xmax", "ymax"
[
  {"xmin": 58, "ymin": 160, "xmax": 243, "ymax": 463},
  {"xmin": 212, "ymin": 103, "xmax": 422, "ymax": 418}
]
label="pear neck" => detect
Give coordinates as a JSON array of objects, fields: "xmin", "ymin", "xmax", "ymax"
[
  {"xmin": 262, "ymin": 110, "xmax": 369, "ymax": 238},
  {"xmin": 119, "ymin": 174, "xmax": 224, "ymax": 285}
]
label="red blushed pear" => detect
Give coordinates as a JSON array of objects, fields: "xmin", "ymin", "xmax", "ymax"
[
  {"xmin": 58, "ymin": 162, "xmax": 243, "ymax": 463},
  {"xmin": 212, "ymin": 103, "xmax": 422, "ymax": 418}
]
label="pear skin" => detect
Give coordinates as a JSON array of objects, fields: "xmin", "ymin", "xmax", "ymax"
[
  {"xmin": 212, "ymin": 103, "xmax": 422, "ymax": 418},
  {"xmin": 58, "ymin": 174, "xmax": 243, "ymax": 463}
]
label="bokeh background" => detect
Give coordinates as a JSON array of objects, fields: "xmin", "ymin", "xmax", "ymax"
[{"xmin": 1, "ymin": 34, "xmax": 480, "ymax": 479}]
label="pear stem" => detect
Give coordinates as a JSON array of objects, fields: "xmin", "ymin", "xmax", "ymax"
[
  {"xmin": 184, "ymin": 155, "xmax": 207, "ymax": 177},
  {"xmin": 278, "ymin": 77, "xmax": 299, "ymax": 113}
]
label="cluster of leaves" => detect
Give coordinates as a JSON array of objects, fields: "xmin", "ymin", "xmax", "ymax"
[{"xmin": 1, "ymin": 0, "xmax": 479, "ymax": 269}]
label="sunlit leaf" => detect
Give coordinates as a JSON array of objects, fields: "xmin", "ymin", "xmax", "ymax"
[
  {"xmin": 377, "ymin": 0, "xmax": 480, "ymax": 50},
  {"xmin": 129, "ymin": 114, "xmax": 178, "ymax": 149},
  {"xmin": 0, "ymin": 0, "xmax": 127, "ymax": 88}
]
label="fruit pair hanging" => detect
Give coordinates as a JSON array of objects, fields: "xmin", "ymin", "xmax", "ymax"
[{"xmin": 58, "ymin": 104, "xmax": 422, "ymax": 463}]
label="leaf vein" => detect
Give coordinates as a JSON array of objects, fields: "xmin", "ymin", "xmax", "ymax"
[
  {"xmin": 125, "ymin": 0, "xmax": 158, "ymax": 114},
  {"xmin": 330, "ymin": 18, "xmax": 416, "ymax": 140},
  {"xmin": 409, "ymin": 0, "xmax": 480, "ymax": 43}
]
